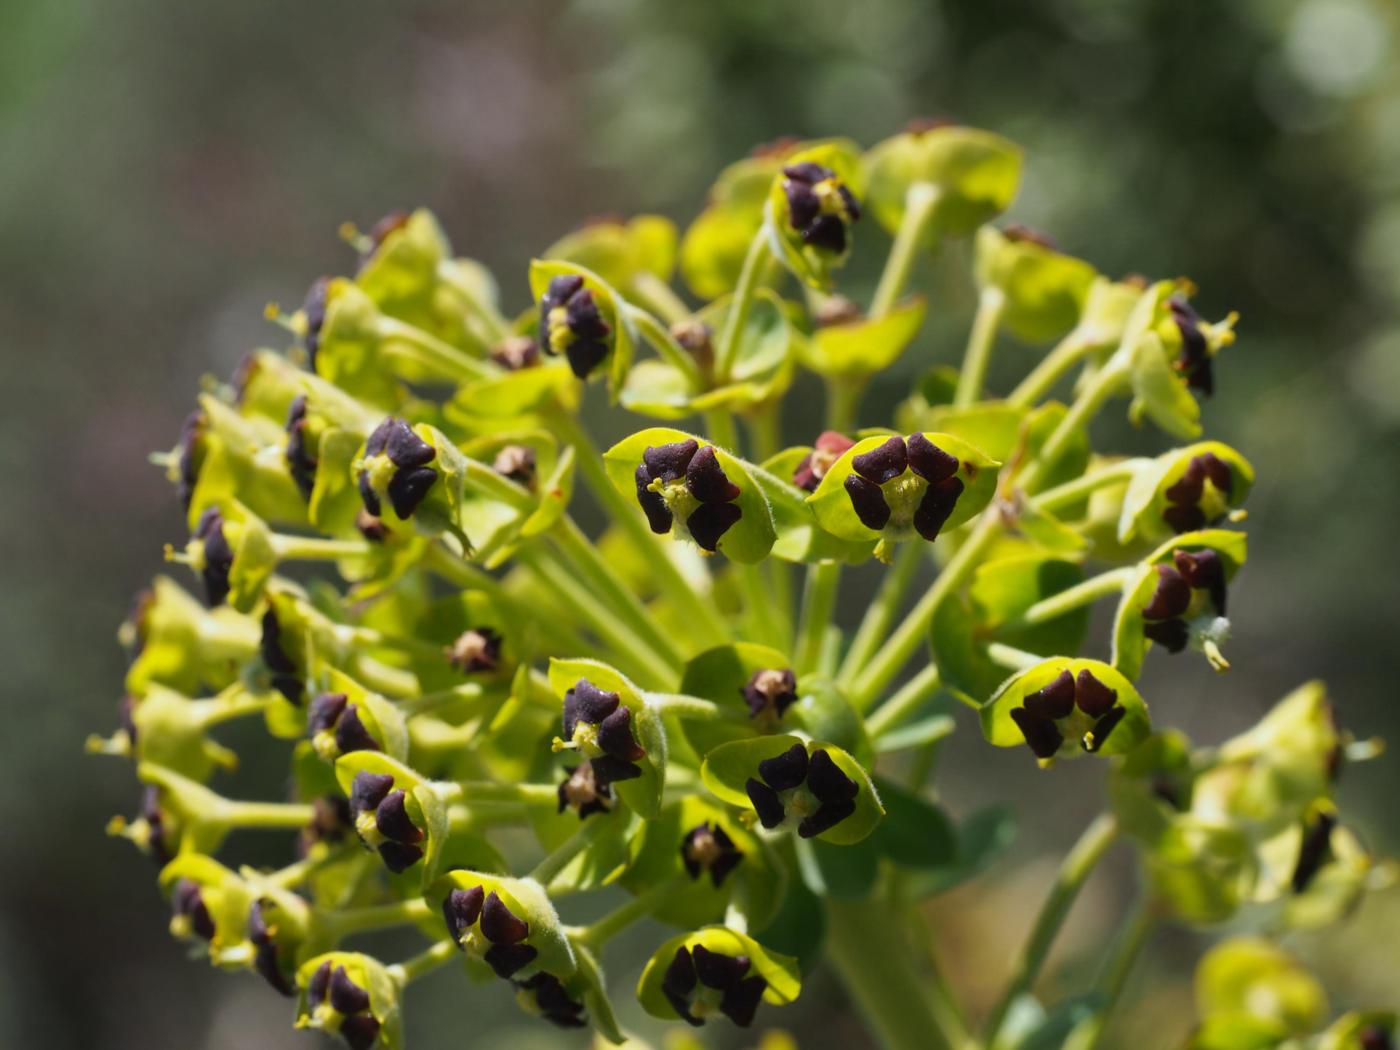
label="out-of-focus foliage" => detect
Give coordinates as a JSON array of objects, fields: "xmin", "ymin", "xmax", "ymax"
[{"xmin": 2, "ymin": 1, "xmax": 1397, "ymax": 1048}]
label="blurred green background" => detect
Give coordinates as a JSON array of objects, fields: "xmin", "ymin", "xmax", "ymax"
[{"xmin": 3, "ymin": 0, "xmax": 1398, "ymax": 1047}]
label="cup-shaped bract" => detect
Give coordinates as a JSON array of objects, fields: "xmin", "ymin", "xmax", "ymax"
[
  {"xmin": 973, "ymin": 225, "xmax": 1098, "ymax": 344},
  {"xmin": 636, "ymin": 925, "xmax": 801, "ymax": 1028}
]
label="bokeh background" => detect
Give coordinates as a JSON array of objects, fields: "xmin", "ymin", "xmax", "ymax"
[{"xmin": 3, "ymin": 0, "xmax": 1398, "ymax": 1047}]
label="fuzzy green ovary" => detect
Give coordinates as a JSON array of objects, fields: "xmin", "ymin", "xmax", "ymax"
[
  {"xmin": 354, "ymin": 810, "xmax": 386, "ymax": 847},
  {"xmin": 813, "ymin": 178, "xmax": 852, "ymax": 220},
  {"xmin": 654, "ymin": 477, "xmax": 702, "ymax": 528},
  {"xmin": 364, "ymin": 453, "xmax": 397, "ymax": 494},
  {"xmin": 878, "ymin": 473, "xmax": 929, "ymax": 538}
]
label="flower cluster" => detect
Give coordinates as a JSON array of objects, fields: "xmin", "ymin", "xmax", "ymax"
[{"xmin": 94, "ymin": 127, "xmax": 1390, "ymax": 1050}]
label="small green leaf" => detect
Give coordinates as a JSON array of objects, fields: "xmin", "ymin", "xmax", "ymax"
[{"xmin": 801, "ymin": 296, "xmax": 927, "ymax": 378}]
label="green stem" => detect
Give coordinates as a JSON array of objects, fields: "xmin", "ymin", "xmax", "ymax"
[
  {"xmin": 1007, "ymin": 329, "xmax": 1097, "ymax": 407},
  {"xmin": 220, "ymin": 800, "xmax": 315, "ymax": 829},
  {"xmin": 398, "ymin": 682, "xmax": 487, "ymax": 719},
  {"xmin": 436, "ymin": 261, "xmax": 513, "ymax": 344},
  {"xmin": 869, "ymin": 182, "xmax": 941, "ymax": 319},
  {"xmin": 518, "ymin": 545, "xmax": 676, "ymax": 689},
  {"xmin": 1016, "ymin": 357, "xmax": 1130, "ymax": 493},
  {"xmin": 550, "ymin": 409, "xmax": 730, "ymax": 645},
  {"xmin": 390, "ymin": 938, "xmax": 460, "ymax": 986},
  {"xmin": 850, "ymin": 515, "xmax": 1003, "ymax": 711},
  {"xmin": 529, "ymin": 816, "xmax": 612, "ymax": 887},
  {"xmin": 838, "ymin": 542, "xmax": 924, "ymax": 687},
  {"xmin": 629, "ymin": 306, "xmax": 705, "ymax": 390},
  {"xmin": 322, "ymin": 898, "xmax": 433, "ymax": 939},
  {"xmin": 378, "ymin": 316, "xmax": 494, "ymax": 382},
  {"xmin": 645, "ymin": 693, "xmax": 729, "ymax": 720},
  {"xmin": 983, "ymin": 641, "xmax": 1047, "ymax": 671},
  {"xmin": 953, "ymin": 287, "xmax": 1007, "ymax": 407},
  {"xmin": 575, "ymin": 878, "xmax": 680, "ymax": 948},
  {"xmin": 827, "ymin": 897, "xmax": 954, "ymax": 1050},
  {"xmin": 551, "ymin": 516, "xmax": 686, "ymax": 665},
  {"xmin": 629, "ymin": 272, "xmax": 692, "ymax": 326},
  {"xmin": 866, "ymin": 664, "xmax": 942, "ymax": 738},
  {"xmin": 462, "ymin": 458, "xmax": 534, "ymax": 511},
  {"xmin": 438, "ymin": 781, "xmax": 559, "ymax": 806},
  {"xmin": 271, "ymin": 535, "xmax": 373, "ymax": 562},
  {"xmin": 1005, "ymin": 567, "xmax": 1134, "ymax": 630},
  {"xmin": 1029, "ymin": 458, "xmax": 1145, "ymax": 515},
  {"xmin": 1062, "ymin": 899, "xmax": 1159, "ymax": 1050},
  {"xmin": 983, "ymin": 813, "xmax": 1120, "ymax": 1046},
  {"xmin": 795, "ymin": 561, "xmax": 843, "ymax": 674},
  {"xmin": 714, "ymin": 227, "xmax": 772, "ymax": 381},
  {"xmin": 825, "ymin": 376, "xmax": 866, "ymax": 433},
  {"xmin": 195, "ymin": 688, "xmax": 269, "ymax": 728}
]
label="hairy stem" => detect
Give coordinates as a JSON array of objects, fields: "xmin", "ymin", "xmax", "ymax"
[
  {"xmin": 714, "ymin": 227, "xmax": 772, "ymax": 381},
  {"xmin": 869, "ymin": 181, "xmax": 940, "ymax": 319},
  {"xmin": 795, "ymin": 561, "xmax": 843, "ymax": 674},
  {"xmin": 954, "ymin": 287, "xmax": 1007, "ymax": 407},
  {"xmin": 1007, "ymin": 329, "xmax": 1096, "ymax": 407}
]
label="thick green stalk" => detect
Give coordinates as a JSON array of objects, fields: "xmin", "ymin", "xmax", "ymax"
[
  {"xmin": 1016, "ymin": 357, "xmax": 1130, "ymax": 493},
  {"xmin": 838, "ymin": 541, "xmax": 922, "ymax": 686},
  {"xmin": 865, "ymin": 664, "xmax": 942, "ymax": 738},
  {"xmin": 1029, "ymin": 458, "xmax": 1145, "ymax": 515},
  {"xmin": 953, "ymin": 287, "xmax": 1007, "ymax": 407},
  {"xmin": 1007, "ymin": 329, "xmax": 1096, "ymax": 407},
  {"xmin": 390, "ymin": 939, "xmax": 460, "ymax": 986},
  {"xmin": 825, "ymin": 376, "xmax": 866, "ymax": 433},
  {"xmin": 574, "ymin": 878, "xmax": 681, "ymax": 949},
  {"xmin": 982, "ymin": 813, "xmax": 1120, "ymax": 1045},
  {"xmin": 629, "ymin": 306, "xmax": 704, "ymax": 390},
  {"xmin": 850, "ymin": 515, "xmax": 1003, "ymax": 710},
  {"xmin": 1006, "ymin": 567, "xmax": 1134, "ymax": 629},
  {"xmin": 629, "ymin": 272, "xmax": 692, "ymax": 327},
  {"xmin": 869, "ymin": 181, "xmax": 941, "ymax": 319},
  {"xmin": 714, "ymin": 228, "xmax": 772, "ymax": 381},
  {"xmin": 378, "ymin": 316, "xmax": 494, "ymax": 381},
  {"xmin": 794, "ymin": 561, "xmax": 843, "ymax": 674},
  {"xmin": 1061, "ymin": 899, "xmax": 1159, "ymax": 1050},
  {"xmin": 827, "ymin": 897, "xmax": 954, "ymax": 1050}
]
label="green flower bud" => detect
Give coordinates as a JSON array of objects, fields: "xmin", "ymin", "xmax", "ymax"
[
  {"xmin": 636, "ymin": 926, "xmax": 800, "ymax": 1028},
  {"xmin": 296, "ymin": 951, "xmax": 403, "ymax": 1050}
]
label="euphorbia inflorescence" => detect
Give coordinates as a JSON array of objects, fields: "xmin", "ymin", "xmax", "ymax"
[{"xmin": 93, "ymin": 126, "xmax": 1393, "ymax": 1050}]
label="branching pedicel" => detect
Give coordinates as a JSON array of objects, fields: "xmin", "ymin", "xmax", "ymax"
[{"xmin": 92, "ymin": 127, "xmax": 1396, "ymax": 1050}]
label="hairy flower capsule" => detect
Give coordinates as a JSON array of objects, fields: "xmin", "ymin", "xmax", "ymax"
[
  {"xmin": 681, "ymin": 822, "xmax": 744, "ymax": 887},
  {"xmin": 744, "ymin": 744, "xmax": 859, "ymax": 838},
  {"xmin": 539, "ymin": 274, "xmax": 613, "ymax": 379},
  {"xmin": 792, "ymin": 431, "xmax": 855, "ymax": 493},
  {"xmin": 559, "ymin": 678, "xmax": 646, "ymax": 785},
  {"xmin": 348, "ymin": 771, "xmax": 425, "ymax": 873},
  {"xmin": 662, "ymin": 944, "xmax": 768, "ymax": 1027},
  {"xmin": 357, "ymin": 417, "xmax": 438, "ymax": 520},
  {"xmin": 1008, "ymin": 668, "xmax": 1126, "ymax": 759},
  {"xmin": 633, "ymin": 439, "xmax": 742, "ymax": 552},
  {"xmin": 782, "ymin": 162, "xmax": 861, "ymax": 255}
]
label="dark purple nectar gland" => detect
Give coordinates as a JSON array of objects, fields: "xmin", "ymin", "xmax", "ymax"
[
  {"xmin": 307, "ymin": 961, "xmax": 380, "ymax": 1050},
  {"xmin": 744, "ymin": 744, "xmax": 859, "ymax": 838},
  {"xmin": 782, "ymin": 161, "xmax": 861, "ymax": 254},
  {"xmin": 634, "ymin": 440, "xmax": 743, "ymax": 553},
  {"xmin": 844, "ymin": 433, "xmax": 963, "ymax": 542},
  {"xmin": 355, "ymin": 509, "xmax": 390, "ymax": 544},
  {"xmin": 793, "ymin": 431, "xmax": 855, "ymax": 493},
  {"xmin": 284, "ymin": 395, "xmax": 318, "ymax": 500},
  {"xmin": 175, "ymin": 409, "xmax": 207, "ymax": 511},
  {"xmin": 445, "ymin": 627, "xmax": 503, "ymax": 675},
  {"xmin": 539, "ymin": 274, "xmax": 613, "ymax": 380},
  {"xmin": 556, "ymin": 760, "xmax": 614, "ymax": 820},
  {"xmin": 1162, "ymin": 451, "xmax": 1234, "ymax": 534},
  {"xmin": 191, "ymin": 507, "xmax": 235, "ymax": 607},
  {"xmin": 1009, "ymin": 669, "xmax": 1126, "ymax": 761},
  {"xmin": 170, "ymin": 878, "xmax": 217, "ymax": 942},
  {"xmin": 300, "ymin": 277, "xmax": 332, "ymax": 370},
  {"xmin": 560, "ymin": 678, "xmax": 646, "ymax": 785},
  {"xmin": 348, "ymin": 771, "xmax": 425, "ymax": 874},
  {"xmin": 1141, "ymin": 548, "xmax": 1229, "ymax": 655},
  {"xmin": 358, "ymin": 417, "xmax": 438, "ymax": 520},
  {"xmin": 742, "ymin": 668, "xmax": 798, "ymax": 724},
  {"xmin": 441, "ymin": 885, "xmax": 539, "ymax": 979},
  {"xmin": 681, "ymin": 822, "xmax": 745, "ymax": 887},
  {"xmin": 1169, "ymin": 296, "xmax": 1214, "ymax": 396},
  {"xmin": 515, "ymin": 973, "xmax": 587, "ymax": 1028},
  {"xmin": 248, "ymin": 899, "xmax": 295, "ymax": 996},
  {"xmin": 260, "ymin": 608, "xmax": 305, "ymax": 705},
  {"xmin": 1290, "ymin": 811, "xmax": 1337, "ymax": 894},
  {"xmin": 308, "ymin": 691, "xmax": 381, "ymax": 759},
  {"xmin": 492, "ymin": 444, "xmax": 537, "ymax": 489},
  {"xmin": 662, "ymin": 944, "xmax": 769, "ymax": 1028}
]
